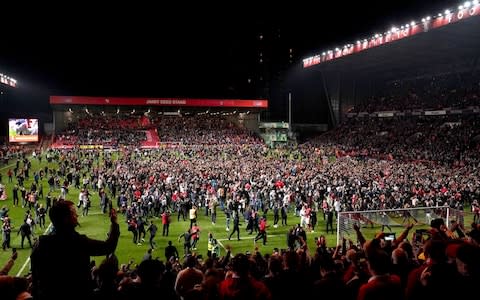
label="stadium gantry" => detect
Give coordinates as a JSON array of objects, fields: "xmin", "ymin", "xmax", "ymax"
[{"xmin": 293, "ymin": 2, "xmax": 480, "ymax": 128}]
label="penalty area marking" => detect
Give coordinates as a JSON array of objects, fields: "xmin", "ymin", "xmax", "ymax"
[{"xmin": 217, "ymin": 234, "xmax": 280, "ymax": 242}]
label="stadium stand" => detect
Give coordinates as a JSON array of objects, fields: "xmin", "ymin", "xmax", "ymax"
[{"xmin": 1, "ymin": 2, "xmax": 480, "ymax": 300}]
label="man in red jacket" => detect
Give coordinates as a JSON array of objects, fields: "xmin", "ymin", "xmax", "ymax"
[
  {"xmin": 254, "ymin": 216, "xmax": 268, "ymax": 245},
  {"xmin": 357, "ymin": 239, "xmax": 403, "ymax": 300},
  {"xmin": 161, "ymin": 210, "xmax": 171, "ymax": 236}
]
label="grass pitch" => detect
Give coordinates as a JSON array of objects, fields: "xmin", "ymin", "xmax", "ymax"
[{"xmin": 0, "ymin": 154, "xmax": 474, "ymax": 276}]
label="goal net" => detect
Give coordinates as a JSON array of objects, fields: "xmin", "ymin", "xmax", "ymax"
[{"xmin": 336, "ymin": 206, "xmax": 464, "ymax": 245}]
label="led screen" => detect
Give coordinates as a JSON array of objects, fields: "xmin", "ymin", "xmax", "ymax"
[{"xmin": 9, "ymin": 118, "xmax": 39, "ymax": 142}]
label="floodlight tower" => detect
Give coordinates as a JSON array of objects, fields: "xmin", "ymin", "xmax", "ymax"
[
  {"xmin": 0, "ymin": 71, "xmax": 17, "ymax": 107},
  {"xmin": 0, "ymin": 72, "xmax": 17, "ymax": 88},
  {"xmin": 0, "ymin": 71, "xmax": 17, "ymax": 106},
  {"xmin": 0, "ymin": 71, "xmax": 18, "ymax": 144}
]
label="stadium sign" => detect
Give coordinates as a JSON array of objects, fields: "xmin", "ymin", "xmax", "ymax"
[
  {"xmin": 79, "ymin": 145, "xmax": 104, "ymax": 149},
  {"xmin": 50, "ymin": 96, "xmax": 268, "ymax": 108}
]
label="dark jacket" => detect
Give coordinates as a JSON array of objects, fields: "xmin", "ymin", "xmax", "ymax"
[{"xmin": 31, "ymin": 222, "xmax": 120, "ymax": 300}]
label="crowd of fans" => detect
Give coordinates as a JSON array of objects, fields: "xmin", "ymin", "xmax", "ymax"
[
  {"xmin": 1, "ymin": 116, "xmax": 479, "ymax": 298},
  {"xmin": 54, "ymin": 115, "xmax": 150, "ymax": 147},
  {"xmin": 2, "ymin": 71, "xmax": 480, "ymax": 298},
  {"xmin": 0, "ymin": 146, "xmax": 30, "ymax": 165},
  {"xmin": 153, "ymin": 115, "xmax": 262, "ymax": 145},
  {"xmin": 311, "ymin": 115, "xmax": 480, "ymax": 165},
  {"xmin": 2, "ymin": 199, "xmax": 479, "ymax": 300},
  {"xmin": 351, "ymin": 70, "xmax": 480, "ymax": 112},
  {"xmin": 53, "ymin": 114, "xmax": 261, "ymax": 147}
]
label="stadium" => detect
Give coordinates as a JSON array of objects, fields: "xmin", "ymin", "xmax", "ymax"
[{"xmin": 0, "ymin": 2, "xmax": 480, "ymax": 299}]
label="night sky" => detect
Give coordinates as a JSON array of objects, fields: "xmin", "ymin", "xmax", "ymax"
[{"xmin": 0, "ymin": 0, "xmax": 459, "ymax": 115}]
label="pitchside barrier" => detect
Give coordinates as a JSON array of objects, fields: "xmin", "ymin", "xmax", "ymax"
[{"xmin": 336, "ymin": 206, "xmax": 464, "ymax": 245}]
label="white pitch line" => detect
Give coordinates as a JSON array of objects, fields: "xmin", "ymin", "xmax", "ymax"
[
  {"xmin": 79, "ymin": 211, "xmax": 105, "ymax": 216},
  {"xmin": 217, "ymin": 234, "xmax": 280, "ymax": 242},
  {"xmin": 216, "ymin": 234, "xmax": 282, "ymax": 255},
  {"xmin": 0, "ymin": 163, "xmax": 15, "ymax": 171},
  {"xmin": 16, "ymin": 223, "xmax": 52, "ymax": 277},
  {"xmin": 216, "ymin": 239, "xmax": 227, "ymax": 252}
]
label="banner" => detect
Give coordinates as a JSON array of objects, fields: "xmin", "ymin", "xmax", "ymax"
[
  {"xmin": 424, "ymin": 110, "xmax": 446, "ymax": 116},
  {"xmin": 50, "ymin": 96, "xmax": 268, "ymax": 108},
  {"xmin": 51, "ymin": 144, "xmax": 74, "ymax": 150},
  {"xmin": 345, "ymin": 107, "xmax": 480, "ymax": 119},
  {"xmin": 259, "ymin": 122, "xmax": 289, "ymax": 129},
  {"xmin": 79, "ymin": 145, "xmax": 104, "ymax": 149},
  {"xmin": 377, "ymin": 112, "xmax": 394, "ymax": 117}
]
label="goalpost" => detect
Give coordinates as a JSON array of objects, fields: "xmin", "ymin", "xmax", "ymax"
[{"xmin": 336, "ymin": 206, "xmax": 464, "ymax": 245}]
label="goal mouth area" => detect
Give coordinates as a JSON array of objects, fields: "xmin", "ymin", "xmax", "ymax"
[{"xmin": 336, "ymin": 206, "xmax": 464, "ymax": 244}]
